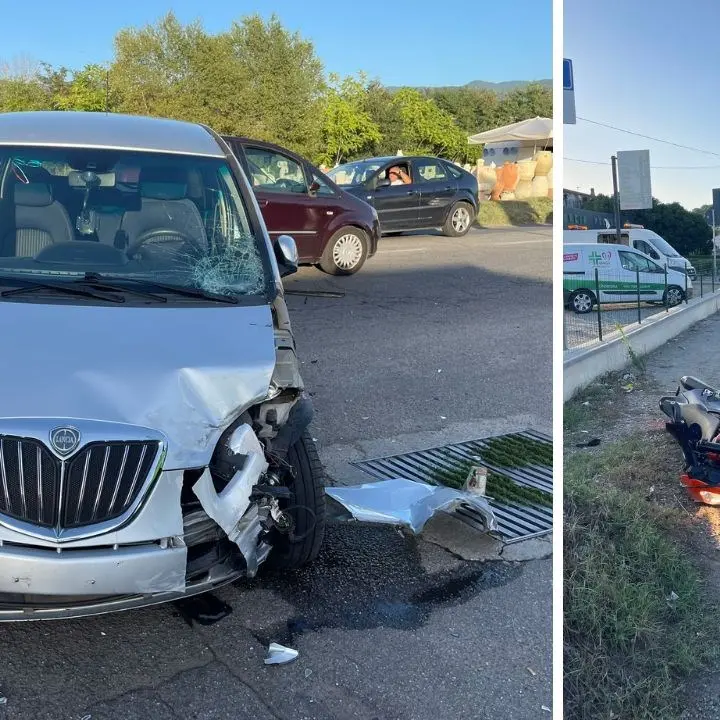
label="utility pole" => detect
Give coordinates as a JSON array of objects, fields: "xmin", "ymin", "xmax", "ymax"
[
  {"xmin": 611, "ymin": 155, "xmax": 622, "ymax": 242},
  {"xmin": 713, "ymin": 208, "xmax": 717, "ymax": 281}
]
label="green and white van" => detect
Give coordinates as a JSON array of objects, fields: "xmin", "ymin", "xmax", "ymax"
[
  {"xmin": 564, "ymin": 226, "xmax": 696, "ymax": 279},
  {"xmin": 564, "ymin": 242, "xmax": 692, "ymax": 314}
]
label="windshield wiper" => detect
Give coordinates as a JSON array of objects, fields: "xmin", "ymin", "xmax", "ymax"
[
  {"xmin": 81, "ymin": 273, "xmax": 239, "ymax": 304},
  {"xmin": 78, "ymin": 273, "xmax": 167, "ymax": 303},
  {"xmin": 0, "ymin": 277, "xmax": 125, "ymax": 303}
]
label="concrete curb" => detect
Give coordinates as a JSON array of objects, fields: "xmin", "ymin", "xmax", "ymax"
[{"xmin": 564, "ymin": 291, "xmax": 720, "ymax": 401}]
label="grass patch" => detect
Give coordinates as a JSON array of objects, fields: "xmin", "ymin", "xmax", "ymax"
[
  {"xmin": 564, "ymin": 435, "xmax": 718, "ymax": 719},
  {"xmin": 430, "ymin": 434, "xmax": 552, "ymax": 506},
  {"xmin": 477, "ymin": 198, "xmax": 552, "ymax": 227},
  {"xmin": 563, "ymin": 379, "xmax": 616, "ymax": 435}
]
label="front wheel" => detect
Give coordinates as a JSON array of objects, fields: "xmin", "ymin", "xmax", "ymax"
[
  {"xmin": 570, "ymin": 289, "xmax": 596, "ymax": 314},
  {"xmin": 319, "ymin": 227, "xmax": 368, "ymax": 275},
  {"xmin": 664, "ymin": 286, "xmax": 685, "ymax": 307},
  {"xmin": 267, "ymin": 431, "xmax": 326, "ymax": 569},
  {"xmin": 442, "ymin": 202, "xmax": 474, "ymax": 237}
]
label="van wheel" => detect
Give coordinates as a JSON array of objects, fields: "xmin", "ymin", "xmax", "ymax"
[
  {"xmin": 267, "ymin": 431, "xmax": 326, "ymax": 569},
  {"xmin": 319, "ymin": 227, "xmax": 368, "ymax": 275},
  {"xmin": 664, "ymin": 286, "xmax": 684, "ymax": 307},
  {"xmin": 570, "ymin": 289, "xmax": 595, "ymax": 314},
  {"xmin": 443, "ymin": 202, "xmax": 474, "ymax": 237}
]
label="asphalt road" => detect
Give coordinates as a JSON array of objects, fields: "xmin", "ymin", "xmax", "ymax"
[{"xmin": 0, "ymin": 227, "xmax": 552, "ymax": 720}]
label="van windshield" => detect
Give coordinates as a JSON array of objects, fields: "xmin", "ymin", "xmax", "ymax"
[
  {"xmin": 649, "ymin": 234, "xmax": 681, "ymax": 258},
  {"xmin": 0, "ymin": 147, "xmax": 270, "ymax": 301}
]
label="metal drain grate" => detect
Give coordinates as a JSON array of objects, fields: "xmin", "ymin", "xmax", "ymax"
[{"xmin": 350, "ymin": 430, "xmax": 553, "ymax": 543}]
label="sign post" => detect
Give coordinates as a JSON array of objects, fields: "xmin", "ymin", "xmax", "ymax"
[
  {"xmin": 611, "ymin": 156, "xmax": 622, "ymax": 243},
  {"xmin": 563, "ymin": 59, "xmax": 576, "ymax": 124}
]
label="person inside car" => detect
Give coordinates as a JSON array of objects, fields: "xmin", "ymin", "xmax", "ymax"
[{"xmin": 388, "ymin": 166, "xmax": 411, "ymax": 185}]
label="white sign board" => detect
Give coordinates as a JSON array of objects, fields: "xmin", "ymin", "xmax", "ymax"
[
  {"xmin": 617, "ymin": 150, "xmax": 652, "ymax": 210},
  {"xmin": 563, "ymin": 59, "xmax": 576, "ymax": 124}
]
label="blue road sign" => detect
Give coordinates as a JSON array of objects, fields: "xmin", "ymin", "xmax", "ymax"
[{"xmin": 563, "ymin": 59, "xmax": 573, "ymax": 91}]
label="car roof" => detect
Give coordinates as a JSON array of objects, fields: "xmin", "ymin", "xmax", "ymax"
[
  {"xmin": 223, "ymin": 135, "xmax": 305, "ymax": 159},
  {"xmin": 0, "ymin": 111, "xmax": 225, "ymax": 158}
]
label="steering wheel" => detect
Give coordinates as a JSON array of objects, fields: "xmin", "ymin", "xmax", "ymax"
[{"xmin": 126, "ymin": 228, "xmax": 205, "ymax": 259}]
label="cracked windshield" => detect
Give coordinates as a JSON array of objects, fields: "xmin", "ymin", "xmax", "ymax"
[{"xmin": 0, "ymin": 149, "xmax": 267, "ymax": 299}]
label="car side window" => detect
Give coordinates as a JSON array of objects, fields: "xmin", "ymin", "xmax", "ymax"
[
  {"xmin": 636, "ymin": 239, "xmax": 658, "ymax": 259},
  {"xmin": 619, "ymin": 251, "xmax": 641, "ymax": 271},
  {"xmin": 620, "ymin": 251, "xmax": 650, "ymax": 272},
  {"xmin": 414, "ymin": 160, "xmax": 448, "ymax": 183},
  {"xmin": 244, "ymin": 147, "xmax": 308, "ymax": 195},
  {"xmin": 312, "ymin": 173, "xmax": 335, "ymax": 197}
]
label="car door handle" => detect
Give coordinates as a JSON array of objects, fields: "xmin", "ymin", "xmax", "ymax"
[{"xmin": 406, "ymin": 190, "xmax": 418, "ymax": 195}]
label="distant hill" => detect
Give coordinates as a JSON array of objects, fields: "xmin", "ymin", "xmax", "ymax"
[
  {"xmin": 465, "ymin": 79, "xmax": 551, "ymax": 92},
  {"xmin": 388, "ymin": 79, "xmax": 552, "ymax": 93}
]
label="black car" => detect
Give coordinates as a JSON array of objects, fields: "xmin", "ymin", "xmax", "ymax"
[{"xmin": 326, "ymin": 155, "xmax": 479, "ymax": 237}]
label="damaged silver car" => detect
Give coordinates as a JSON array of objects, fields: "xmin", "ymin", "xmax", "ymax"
[{"xmin": 0, "ymin": 111, "xmax": 325, "ymax": 620}]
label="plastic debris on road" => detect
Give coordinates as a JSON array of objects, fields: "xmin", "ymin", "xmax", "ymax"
[
  {"xmin": 264, "ymin": 643, "xmax": 299, "ymax": 665},
  {"xmin": 325, "ymin": 478, "xmax": 498, "ymax": 534}
]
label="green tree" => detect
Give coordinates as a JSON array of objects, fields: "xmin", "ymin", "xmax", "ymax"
[
  {"xmin": 110, "ymin": 13, "xmax": 212, "ymax": 122},
  {"xmin": 55, "ymin": 64, "xmax": 111, "ymax": 112},
  {"xmin": 320, "ymin": 74, "xmax": 382, "ymax": 165},
  {"xmin": 361, "ymin": 81, "xmax": 404, "ymax": 156},
  {"xmin": 583, "ymin": 194, "xmax": 712, "ymax": 256},
  {"xmin": 226, "ymin": 14, "xmax": 326, "ymax": 156},
  {"xmin": 392, "ymin": 88, "xmax": 470, "ymax": 161},
  {"xmin": 0, "ymin": 58, "xmax": 50, "ymax": 112},
  {"xmin": 426, "ymin": 86, "xmax": 500, "ymax": 135},
  {"xmin": 495, "ymin": 83, "xmax": 552, "ymax": 125}
]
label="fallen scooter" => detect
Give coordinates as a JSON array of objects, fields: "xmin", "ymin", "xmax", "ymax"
[{"xmin": 660, "ymin": 375, "xmax": 720, "ymax": 505}]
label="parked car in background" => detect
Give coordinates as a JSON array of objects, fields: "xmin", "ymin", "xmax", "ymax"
[
  {"xmin": 327, "ymin": 155, "xmax": 479, "ymax": 237},
  {"xmin": 563, "ymin": 242, "xmax": 691, "ymax": 313},
  {"xmin": 565, "ymin": 225, "xmax": 697, "ymax": 279},
  {"xmin": 223, "ymin": 136, "xmax": 380, "ymax": 275}
]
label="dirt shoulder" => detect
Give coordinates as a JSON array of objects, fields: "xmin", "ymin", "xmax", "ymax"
[{"xmin": 565, "ymin": 312, "xmax": 720, "ymax": 719}]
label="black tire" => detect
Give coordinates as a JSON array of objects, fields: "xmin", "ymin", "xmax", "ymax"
[
  {"xmin": 442, "ymin": 201, "xmax": 474, "ymax": 237},
  {"xmin": 319, "ymin": 227, "xmax": 368, "ymax": 275},
  {"xmin": 570, "ymin": 289, "xmax": 596, "ymax": 314},
  {"xmin": 267, "ymin": 431, "xmax": 326, "ymax": 569},
  {"xmin": 664, "ymin": 285, "xmax": 685, "ymax": 307}
]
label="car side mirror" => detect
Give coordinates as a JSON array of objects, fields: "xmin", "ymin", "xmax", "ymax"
[
  {"xmin": 276, "ymin": 234, "xmax": 298, "ymax": 277},
  {"xmin": 308, "ymin": 180, "xmax": 320, "ymax": 196},
  {"xmin": 375, "ymin": 178, "xmax": 390, "ymax": 189}
]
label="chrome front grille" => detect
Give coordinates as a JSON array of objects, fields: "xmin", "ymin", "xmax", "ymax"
[{"xmin": 0, "ymin": 435, "xmax": 158, "ymax": 530}]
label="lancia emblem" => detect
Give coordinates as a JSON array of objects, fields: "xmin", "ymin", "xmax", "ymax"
[{"xmin": 50, "ymin": 426, "xmax": 81, "ymax": 456}]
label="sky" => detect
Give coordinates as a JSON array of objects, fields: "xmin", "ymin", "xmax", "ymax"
[
  {"xmin": 565, "ymin": 0, "xmax": 720, "ymax": 210},
  {"xmin": 0, "ymin": 0, "xmax": 551, "ymax": 89}
]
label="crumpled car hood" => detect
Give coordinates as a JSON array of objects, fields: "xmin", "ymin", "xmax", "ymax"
[{"xmin": 0, "ymin": 301, "xmax": 277, "ymax": 469}]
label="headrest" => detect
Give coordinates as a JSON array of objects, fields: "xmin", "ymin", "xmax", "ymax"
[
  {"xmin": 139, "ymin": 167, "xmax": 188, "ymax": 200},
  {"xmin": 14, "ymin": 183, "xmax": 53, "ymax": 207}
]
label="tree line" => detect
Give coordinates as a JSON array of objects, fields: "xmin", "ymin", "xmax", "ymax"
[
  {"xmin": 582, "ymin": 194, "xmax": 713, "ymax": 256},
  {"xmin": 0, "ymin": 13, "xmax": 552, "ymax": 167}
]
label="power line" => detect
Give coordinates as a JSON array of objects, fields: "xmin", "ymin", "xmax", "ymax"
[
  {"xmin": 577, "ymin": 116, "xmax": 720, "ymax": 159},
  {"xmin": 565, "ymin": 157, "xmax": 720, "ymax": 170}
]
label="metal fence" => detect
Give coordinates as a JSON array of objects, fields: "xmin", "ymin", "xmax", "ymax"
[{"xmin": 563, "ymin": 261, "xmax": 713, "ymax": 350}]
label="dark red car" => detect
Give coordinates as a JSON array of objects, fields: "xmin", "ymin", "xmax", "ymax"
[{"xmin": 223, "ymin": 136, "xmax": 380, "ymax": 275}]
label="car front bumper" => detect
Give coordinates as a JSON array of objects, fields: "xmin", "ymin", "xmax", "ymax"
[{"xmin": 0, "ymin": 423, "xmax": 272, "ymax": 621}]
